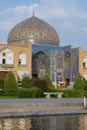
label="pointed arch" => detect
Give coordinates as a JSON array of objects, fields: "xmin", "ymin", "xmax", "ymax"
[
  {"xmin": 18, "ymin": 51, "xmax": 26, "ymax": 65},
  {"xmin": 0, "ymin": 48, "xmax": 14, "ymax": 65},
  {"xmin": 32, "ymin": 51, "xmax": 50, "ymax": 78}
]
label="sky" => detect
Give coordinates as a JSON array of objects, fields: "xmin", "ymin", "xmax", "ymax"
[{"xmin": 0, "ymin": 0, "xmax": 87, "ymax": 49}]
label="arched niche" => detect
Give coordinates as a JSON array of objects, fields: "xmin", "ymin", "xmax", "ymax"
[
  {"xmin": 32, "ymin": 51, "xmax": 50, "ymax": 78},
  {"xmin": 0, "ymin": 48, "xmax": 14, "ymax": 65},
  {"xmin": 18, "ymin": 51, "xmax": 26, "ymax": 65}
]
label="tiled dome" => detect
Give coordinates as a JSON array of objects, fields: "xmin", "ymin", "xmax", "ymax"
[{"xmin": 7, "ymin": 16, "xmax": 59, "ymax": 45}]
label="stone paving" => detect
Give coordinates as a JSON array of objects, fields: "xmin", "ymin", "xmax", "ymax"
[{"xmin": 0, "ymin": 98, "xmax": 87, "ymax": 117}]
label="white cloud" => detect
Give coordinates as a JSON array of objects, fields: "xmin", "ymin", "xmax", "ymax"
[
  {"xmin": 0, "ymin": 4, "xmax": 38, "ymax": 31},
  {"xmin": 50, "ymin": 8, "xmax": 71, "ymax": 18},
  {"xmin": 1, "ymin": 4, "xmax": 38, "ymax": 16},
  {"xmin": 0, "ymin": 0, "xmax": 87, "ymax": 48}
]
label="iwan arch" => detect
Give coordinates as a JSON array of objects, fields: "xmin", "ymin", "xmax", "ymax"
[{"xmin": 0, "ymin": 14, "xmax": 87, "ymax": 87}]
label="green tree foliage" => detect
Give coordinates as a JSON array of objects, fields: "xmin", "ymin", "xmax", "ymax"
[
  {"xmin": 22, "ymin": 74, "xmax": 33, "ymax": 88},
  {"xmin": 73, "ymin": 74, "xmax": 85, "ymax": 90},
  {"xmin": 18, "ymin": 87, "xmax": 42, "ymax": 98},
  {"xmin": 43, "ymin": 73, "xmax": 54, "ymax": 88},
  {"xmin": 0, "ymin": 77, "xmax": 4, "ymax": 90},
  {"xmin": 84, "ymin": 79, "xmax": 87, "ymax": 91},
  {"xmin": 4, "ymin": 71, "xmax": 18, "ymax": 90}
]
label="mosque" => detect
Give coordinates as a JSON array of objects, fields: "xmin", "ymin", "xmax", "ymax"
[{"xmin": 0, "ymin": 13, "xmax": 87, "ymax": 87}]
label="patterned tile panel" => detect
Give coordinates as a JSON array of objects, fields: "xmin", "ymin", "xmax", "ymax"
[
  {"xmin": 32, "ymin": 44, "xmax": 62, "ymax": 57},
  {"xmin": 8, "ymin": 16, "xmax": 59, "ymax": 45}
]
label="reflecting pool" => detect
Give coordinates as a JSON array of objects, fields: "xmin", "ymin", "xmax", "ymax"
[{"xmin": 0, "ymin": 114, "xmax": 86, "ymax": 130}]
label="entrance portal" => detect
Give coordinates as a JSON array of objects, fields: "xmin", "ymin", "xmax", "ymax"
[
  {"xmin": 32, "ymin": 52, "xmax": 50, "ymax": 78},
  {"xmin": 66, "ymin": 79, "xmax": 70, "ymax": 86}
]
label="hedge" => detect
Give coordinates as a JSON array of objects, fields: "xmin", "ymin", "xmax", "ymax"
[
  {"xmin": 48, "ymin": 87, "xmax": 58, "ymax": 92},
  {"xmin": 18, "ymin": 87, "xmax": 43, "ymax": 98},
  {"xmin": 48, "ymin": 88, "xmax": 87, "ymax": 98},
  {"xmin": 0, "ymin": 90, "xmax": 4, "ymax": 96},
  {"xmin": 61, "ymin": 89, "xmax": 87, "ymax": 98},
  {"xmin": 4, "ymin": 90, "xmax": 18, "ymax": 96}
]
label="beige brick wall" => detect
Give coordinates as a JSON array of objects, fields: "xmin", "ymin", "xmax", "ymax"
[
  {"xmin": 78, "ymin": 47, "xmax": 87, "ymax": 76},
  {"xmin": 0, "ymin": 43, "xmax": 32, "ymax": 80}
]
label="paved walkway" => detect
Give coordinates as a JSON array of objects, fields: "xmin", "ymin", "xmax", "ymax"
[
  {"xmin": 0, "ymin": 98, "xmax": 84, "ymax": 104},
  {"xmin": 0, "ymin": 98, "xmax": 86, "ymax": 117}
]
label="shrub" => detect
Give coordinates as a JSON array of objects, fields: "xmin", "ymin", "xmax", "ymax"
[
  {"xmin": 84, "ymin": 80, "xmax": 87, "ymax": 91},
  {"xmin": 73, "ymin": 74, "xmax": 85, "ymax": 90},
  {"xmin": 4, "ymin": 71, "xmax": 18, "ymax": 96},
  {"xmin": 18, "ymin": 87, "xmax": 42, "ymax": 98},
  {"xmin": 48, "ymin": 87, "xmax": 58, "ymax": 92},
  {"xmin": 4, "ymin": 90, "xmax": 18, "ymax": 96},
  {"xmin": 84, "ymin": 91, "xmax": 87, "ymax": 97},
  {"xmin": 29, "ymin": 87, "xmax": 42, "ymax": 98},
  {"xmin": 62, "ymin": 89, "xmax": 76, "ymax": 98},
  {"xmin": 0, "ymin": 77, "xmax": 4, "ymax": 90},
  {"xmin": 22, "ymin": 74, "xmax": 33, "ymax": 88},
  {"xmin": 48, "ymin": 88, "xmax": 87, "ymax": 98},
  {"xmin": 43, "ymin": 73, "xmax": 54, "ymax": 88},
  {"xmin": 75, "ymin": 90, "xmax": 85, "ymax": 97},
  {"xmin": 60, "ymin": 89, "xmax": 86, "ymax": 98},
  {"xmin": 0, "ymin": 90, "xmax": 4, "ymax": 96},
  {"xmin": 0, "ymin": 77, "xmax": 4, "ymax": 96},
  {"xmin": 17, "ymin": 88, "xmax": 31, "ymax": 98}
]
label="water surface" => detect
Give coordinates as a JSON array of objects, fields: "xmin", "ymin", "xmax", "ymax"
[{"xmin": 0, "ymin": 114, "xmax": 86, "ymax": 130}]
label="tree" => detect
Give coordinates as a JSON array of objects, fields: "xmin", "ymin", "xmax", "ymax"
[
  {"xmin": 43, "ymin": 73, "xmax": 54, "ymax": 88},
  {"xmin": 4, "ymin": 71, "xmax": 18, "ymax": 90},
  {"xmin": 0, "ymin": 77, "xmax": 4, "ymax": 90},
  {"xmin": 84, "ymin": 79, "xmax": 87, "ymax": 91},
  {"xmin": 73, "ymin": 74, "xmax": 85, "ymax": 90},
  {"xmin": 22, "ymin": 74, "xmax": 33, "ymax": 88}
]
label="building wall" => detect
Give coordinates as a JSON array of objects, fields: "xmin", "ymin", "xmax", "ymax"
[
  {"xmin": 78, "ymin": 47, "xmax": 83, "ymax": 75},
  {"xmin": 0, "ymin": 43, "xmax": 32, "ymax": 80},
  {"xmin": 78, "ymin": 47, "xmax": 87, "ymax": 79},
  {"xmin": 82, "ymin": 51, "xmax": 87, "ymax": 74},
  {"xmin": 71, "ymin": 48, "xmax": 78, "ymax": 81},
  {"xmin": 1, "ymin": 41, "xmax": 87, "ymax": 84}
]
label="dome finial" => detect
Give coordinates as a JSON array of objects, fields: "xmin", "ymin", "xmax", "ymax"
[{"xmin": 33, "ymin": 8, "xmax": 35, "ymax": 17}]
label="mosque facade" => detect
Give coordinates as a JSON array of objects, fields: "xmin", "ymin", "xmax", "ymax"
[{"xmin": 0, "ymin": 14, "xmax": 87, "ymax": 87}]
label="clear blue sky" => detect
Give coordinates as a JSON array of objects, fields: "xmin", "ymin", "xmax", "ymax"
[{"xmin": 0, "ymin": 0, "xmax": 87, "ymax": 49}]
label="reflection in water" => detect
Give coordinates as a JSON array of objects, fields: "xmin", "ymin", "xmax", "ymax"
[
  {"xmin": 0, "ymin": 118, "xmax": 31, "ymax": 130},
  {"xmin": 0, "ymin": 114, "xmax": 86, "ymax": 130}
]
